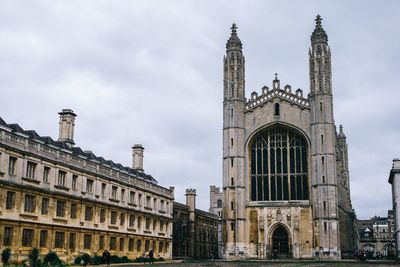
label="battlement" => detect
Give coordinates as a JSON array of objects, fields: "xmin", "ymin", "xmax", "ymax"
[
  {"xmin": 245, "ymin": 80, "xmax": 309, "ymax": 112},
  {"xmin": 185, "ymin": 188, "xmax": 197, "ymax": 195}
]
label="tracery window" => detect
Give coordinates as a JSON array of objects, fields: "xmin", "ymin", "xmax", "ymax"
[{"xmin": 250, "ymin": 125, "xmax": 309, "ymax": 201}]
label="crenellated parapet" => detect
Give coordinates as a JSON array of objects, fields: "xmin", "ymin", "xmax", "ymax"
[{"xmin": 245, "ymin": 76, "xmax": 309, "ymax": 112}]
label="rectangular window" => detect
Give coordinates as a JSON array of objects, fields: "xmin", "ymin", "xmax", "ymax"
[
  {"xmin": 43, "ymin": 166, "xmax": 50, "ymax": 183},
  {"xmin": 145, "ymin": 218, "xmax": 151, "ymax": 230},
  {"xmin": 129, "ymin": 215, "xmax": 135, "ymax": 228},
  {"xmin": 128, "ymin": 238, "xmax": 134, "ymax": 251},
  {"xmin": 153, "ymin": 198, "xmax": 157, "ymax": 210},
  {"xmin": 120, "ymin": 213, "xmax": 125, "ymax": 226},
  {"xmin": 159, "ymin": 241, "xmax": 164, "ymax": 253},
  {"xmin": 323, "ymin": 201, "xmax": 326, "ymax": 211},
  {"xmin": 230, "ymin": 222, "xmax": 234, "ymax": 231},
  {"xmin": 26, "ymin": 161, "xmax": 37, "ymax": 179},
  {"xmin": 231, "ymin": 138, "xmax": 234, "ymax": 146},
  {"xmin": 41, "ymin": 198, "xmax": 49, "ymax": 215},
  {"xmin": 57, "ymin": 170, "xmax": 66, "ymax": 187},
  {"xmin": 231, "ymin": 201, "xmax": 234, "ymax": 211},
  {"xmin": 3, "ymin": 227, "xmax": 13, "ymax": 246},
  {"xmin": 84, "ymin": 234, "xmax": 92, "ymax": 249},
  {"xmin": 145, "ymin": 240, "xmax": 150, "ymax": 251},
  {"xmin": 136, "ymin": 239, "xmax": 142, "ymax": 251},
  {"xmin": 119, "ymin": 238, "xmax": 125, "ymax": 251},
  {"xmin": 138, "ymin": 194, "xmax": 142, "ymax": 206},
  {"xmin": 324, "ymin": 222, "xmax": 327, "ymax": 232},
  {"xmin": 55, "ymin": 232, "xmax": 65, "ymax": 248},
  {"xmin": 56, "ymin": 200, "xmax": 66, "ymax": 217},
  {"xmin": 231, "ymin": 158, "xmax": 234, "ymax": 167},
  {"xmin": 101, "ymin": 183, "xmax": 106, "ymax": 197},
  {"xmin": 146, "ymin": 196, "xmax": 151, "ymax": 208},
  {"xmin": 231, "ymin": 177, "xmax": 234, "ymax": 186},
  {"xmin": 39, "ymin": 230, "xmax": 48, "ymax": 247},
  {"xmin": 6, "ymin": 191, "xmax": 15, "ymax": 210},
  {"xmin": 85, "ymin": 206, "xmax": 93, "ymax": 221},
  {"xmin": 110, "ymin": 211, "xmax": 117, "ymax": 225},
  {"xmin": 70, "ymin": 203, "xmax": 77, "ymax": 219},
  {"xmin": 111, "ymin": 186, "xmax": 118, "ymax": 199},
  {"xmin": 72, "ymin": 175, "xmax": 78, "ymax": 191},
  {"xmin": 8, "ymin": 156, "xmax": 17, "ymax": 175},
  {"xmin": 137, "ymin": 217, "xmax": 142, "ymax": 229},
  {"xmin": 129, "ymin": 191, "xmax": 135, "ymax": 204},
  {"xmin": 69, "ymin": 233, "xmax": 76, "ymax": 250},
  {"xmin": 99, "ymin": 236, "xmax": 105, "ymax": 250},
  {"xmin": 153, "ymin": 219, "xmax": 157, "ymax": 231},
  {"xmin": 109, "ymin": 237, "xmax": 117, "ymax": 250},
  {"xmin": 160, "ymin": 200, "xmax": 165, "ymax": 211},
  {"xmin": 321, "ymin": 135, "xmax": 324, "ymax": 146},
  {"xmin": 24, "ymin": 194, "xmax": 36, "ymax": 213},
  {"xmin": 86, "ymin": 179, "xmax": 93, "ymax": 193},
  {"xmin": 22, "ymin": 229, "xmax": 34, "ymax": 247},
  {"xmin": 121, "ymin": 189, "xmax": 125, "ymax": 202},
  {"xmin": 100, "ymin": 209, "xmax": 106, "ymax": 223}
]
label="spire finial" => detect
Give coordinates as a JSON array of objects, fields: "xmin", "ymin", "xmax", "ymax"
[
  {"xmin": 315, "ymin": 15, "xmax": 322, "ymax": 28},
  {"xmin": 311, "ymin": 15, "xmax": 328, "ymax": 45},
  {"xmin": 338, "ymin": 124, "xmax": 346, "ymax": 138},
  {"xmin": 274, "ymin": 73, "xmax": 278, "ymax": 80},
  {"xmin": 226, "ymin": 22, "xmax": 242, "ymax": 51},
  {"xmin": 231, "ymin": 23, "xmax": 238, "ymax": 35}
]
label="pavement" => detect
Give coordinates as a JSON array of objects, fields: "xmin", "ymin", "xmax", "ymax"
[{"xmin": 87, "ymin": 259, "xmax": 399, "ymax": 267}]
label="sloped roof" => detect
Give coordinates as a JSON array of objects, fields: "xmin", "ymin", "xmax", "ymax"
[{"xmin": 0, "ymin": 116, "xmax": 157, "ymax": 183}]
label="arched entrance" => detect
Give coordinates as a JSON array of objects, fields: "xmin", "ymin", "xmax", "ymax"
[{"xmin": 271, "ymin": 225, "xmax": 290, "ymax": 258}]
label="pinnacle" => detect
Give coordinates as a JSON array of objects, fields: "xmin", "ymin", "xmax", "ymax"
[
  {"xmin": 226, "ymin": 22, "xmax": 242, "ymax": 51},
  {"xmin": 311, "ymin": 14, "xmax": 328, "ymax": 45}
]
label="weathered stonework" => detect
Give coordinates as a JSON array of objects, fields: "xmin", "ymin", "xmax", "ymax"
[
  {"xmin": 218, "ymin": 16, "xmax": 357, "ymax": 260},
  {"xmin": 0, "ymin": 111, "xmax": 173, "ymax": 263}
]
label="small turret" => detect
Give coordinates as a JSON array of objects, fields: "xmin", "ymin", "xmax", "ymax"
[{"xmin": 338, "ymin": 125, "xmax": 346, "ymax": 140}]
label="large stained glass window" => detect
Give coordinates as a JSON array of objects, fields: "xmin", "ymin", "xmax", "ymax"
[{"xmin": 250, "ymin": 125, "xmax": 309, "ymax": 201}]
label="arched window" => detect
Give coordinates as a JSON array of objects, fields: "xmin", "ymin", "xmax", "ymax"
[
  {"xmin": 274, "ymin": 103, "xmax": 280, "ymax": 116},
  {"xmin": 217, "ymin": 199, "xmax": 222, "ymax": 208},
  {"xmin": 250, "ymin": 125, "xmax": 309, "ymax": 201}
]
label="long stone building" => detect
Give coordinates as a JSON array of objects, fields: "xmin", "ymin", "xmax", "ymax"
[
  {"xmin": 172, "ymin": 189, "xmax": 218, "ymax": 259},
  {"xmin": 217, "ymin": 16, "xmax": 358, "ymax": 259},
  {"xmin": 0, "ymin": 109, "xmax": 174, "ymax": 263}
]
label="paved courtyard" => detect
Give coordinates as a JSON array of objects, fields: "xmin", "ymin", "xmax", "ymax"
[{"xmin": 111, "ymin": 260, "xmax": 399, "ymax": 267}]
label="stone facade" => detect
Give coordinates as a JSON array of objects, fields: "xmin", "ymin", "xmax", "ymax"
[
  {"xmin": 389, "ymin": 158, "xmax": 400, "ymax": 260},
  {"xmin": 0, "ymin": 110, "xmax": 173, "ymax": 263},
  {"xmin": 172, "ymin": 189, "xmax": 218, "ymax": 259},
  {"xmin": 218, "ymin": 16, "xmax": 357, "ymax": 260},
  {"xmin": 357, "ymin": 213, "xmax": 396, "ymax": 259}
]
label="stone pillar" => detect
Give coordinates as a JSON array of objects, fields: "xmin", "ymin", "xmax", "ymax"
[
  {"xmin": 186, "ymin": 189, "xmax": 197, "ymax": 257},
  {"xmin": 58, "ymin": 109, "xmax": 77, "ymax": 148},
  {"xmin": 132, "ymin": 144, "xmax": 144, "ymax": 172},
  {"xmin": 389, "ymin": 158, "xmax": 400, "ymax": 261}
]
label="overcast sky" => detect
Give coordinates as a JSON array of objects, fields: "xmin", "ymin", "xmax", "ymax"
[{"xmin": 1, "ymin": 1, "xmax": 399, "ymax": 219}]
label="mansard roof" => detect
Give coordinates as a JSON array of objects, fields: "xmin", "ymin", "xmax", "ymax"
[
  {"xmin": 245, "ymin": 77, "xmax": 309, "ymax": 112},
  {"xmin": 0, "ymin": 116, "xmax": 157, "ymax": 184}
]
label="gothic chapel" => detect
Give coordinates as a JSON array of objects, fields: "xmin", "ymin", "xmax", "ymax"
[{"xmin": 221, "ymin": 16, "xmax": 357, "ymax": 259}]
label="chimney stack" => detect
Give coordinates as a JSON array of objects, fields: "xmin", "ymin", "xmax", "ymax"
[
  {"xmin": 58, "ymin": 109, "xmax": 77, "ymax": 148},
  {"xmin": 132, "ymin": 144, "xmax": 144, "ymax": 172}
]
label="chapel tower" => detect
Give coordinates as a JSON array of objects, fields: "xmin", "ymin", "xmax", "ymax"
[
  {"xmin": 308, "ymin": 15, "xmax": 340, "ymax": 257},
  {"xmin": 222, "ymin": 23, "xmax": 246, "ymax": 257}
]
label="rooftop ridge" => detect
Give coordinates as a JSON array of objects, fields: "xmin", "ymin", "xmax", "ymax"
[
  {"xmin": 245, "ymin": 84, "xmax": 309, "ymax": 112},
  {"xmin": 0, "ymin": 116, "xmax": 158, "ymax": 184}
]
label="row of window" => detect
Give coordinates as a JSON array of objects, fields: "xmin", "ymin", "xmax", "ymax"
[
  {"xmin": 3, "ymin": 227, "xmax": 169, "ymax": 252},
  {"xmin": 5, "ymin": 191, "xmax": 169, "ymax": 232},
  {"xmin": 4, "ymin": 155, "xmax": 170, "ymax": 213}
]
